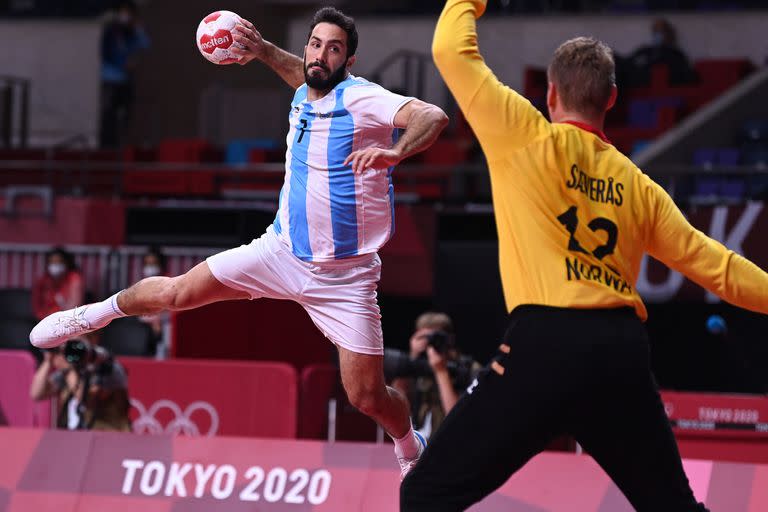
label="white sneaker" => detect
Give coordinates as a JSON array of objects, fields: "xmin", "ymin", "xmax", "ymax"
[
  {"xmin": 398, "ymin": 431, "xmax": 427, "ymax": 480},
  {"xmin": 29, "ymin": 305, "xmax": 95, "ymax": 349}
]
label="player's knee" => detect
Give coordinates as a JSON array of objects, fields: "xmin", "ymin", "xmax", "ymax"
[{"xmin": 346, "ymin": 386, "xmax": 384, "ymax": 417}]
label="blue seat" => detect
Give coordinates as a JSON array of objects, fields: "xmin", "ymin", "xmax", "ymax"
[
  {"xmin": 720, "ymin": 180, "xmax": 746, "ymax": 199},
  {"xmin": 692, "ymin": 147, "xmax": 740, "ymax": 168},
  {"xmin": 628, "ymin": 97, "xmax": 683, "ymax": 130},
  {"xmin": 693, "ymin": 148, "xmax": 717, "ymax": 167},
  {"xmin": 630, "ymin": 140, "xmax": 652, "ymax": 158},
  {"xmin": 225, "ymin": 139, "xmax": 280, "ymax": 164},
  {"xmin": 628, "ymin": 99, "xmax": 656, "ymax": 129},
  {"xmin": 694, "ymin": 178, "xmax": 720, "ymax": 196},
  {"xmin": 717, "ymin": 148, "xmax": 740, "ymax": 166}
]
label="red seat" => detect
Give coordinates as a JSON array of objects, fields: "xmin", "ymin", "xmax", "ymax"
[
  {"xmin": 695, "ymin": 59, "xmax": 754, "ymax": 89},
  {"xmin": 298, "ymin": 363, "xmax": 377, "ymax": 442},
  {"xmin": 0, "ymin": 350, "xmax": 51, "ymax": 428},
  {"xmin": 120, "ymin": 357, "xmax": 298, "ymax": 438},
  {"xmin": 157, "ymin": 138, "xmax": 211, "ymax": 163},
  {"xmin": 298, "ymin": 363, "xmax": 339, "ymax": 440}
]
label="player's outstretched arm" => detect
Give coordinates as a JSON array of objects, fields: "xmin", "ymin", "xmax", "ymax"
[
  {"xmin": 231, "ymin": 18, "xmax": 304, "ymax": 89},
  {"xmin": 343, "ymin": 99, "xmax": 448, "ymax": 174},
  {"xmin": 645, "ymin": 178, "xmax": 768, "ymax": 314},
  {"xmin": 432, "ymin": 0, "xmax": 548, "ymax": 156},
  {"xmin": 432, "ymin": 0, "xmax": 493, "ymax": 113}
]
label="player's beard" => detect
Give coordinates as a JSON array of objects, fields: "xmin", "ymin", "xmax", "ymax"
[{"xmin": 304, "ymin": 58, "xmax": 348, "ymax": 92}]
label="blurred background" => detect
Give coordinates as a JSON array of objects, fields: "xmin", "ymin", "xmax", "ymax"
[{"xmin": 1, "ymin": 0, "xmax": 767, "ymax": 447}]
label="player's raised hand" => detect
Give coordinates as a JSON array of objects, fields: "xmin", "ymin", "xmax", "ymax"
[
  {"xmin": 231, "ymin": 17, "xmax": 267, "ymax": 65},
  {"xmin": 344, "ymin": 147, "xmax": 402, "ymax": 174}
]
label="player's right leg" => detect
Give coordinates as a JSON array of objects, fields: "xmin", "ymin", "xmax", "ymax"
[{"xmin": 29, "ymin": 261, "xmax": 250, "ymax": 349}]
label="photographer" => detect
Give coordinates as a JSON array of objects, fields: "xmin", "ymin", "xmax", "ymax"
[
  {"xmin": 30, "ymin": 338, "xmax": 131, "ymax": 431},
  {"xmin": 386, "ymin": 312, "xmax": 480, "ymax": 439}
]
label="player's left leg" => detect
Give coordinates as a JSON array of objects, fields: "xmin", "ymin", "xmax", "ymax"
[
  {"xmin": 299, "ymin": 254, "xmax": 424, "ymax": 477},
  {"xmin": 336, "ymin": 346, "xmax": 424, "ymax": 477},
  {"xmin": 569, "ymin": 316, "xmax": 710, "ymax": 512},
  {"xmin": 336, "ymin": 346, "xmax": 411, "ymax": 438}
]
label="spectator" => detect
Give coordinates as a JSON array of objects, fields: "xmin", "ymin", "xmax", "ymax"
[
  {"xmin": 30, "ymin": 338, "xmax": 131, "ymax": 431},
  {"xmin": 32, "ymin": 247, "xmax": 84, "ymax": 321},
  {"xmin": 619, "ymin": 18, "xmax": 697, "ymax": 87},
  {"xmin": 136, "ymin": 247, "xmax": 168, "ymax": 357},
  {"xmin": 100, "ymin": 0, "xmax": 150, "ymax": 148},
  {"xmin": 390, "ymin": 312, "xmax": 480, "ymax": 439}
]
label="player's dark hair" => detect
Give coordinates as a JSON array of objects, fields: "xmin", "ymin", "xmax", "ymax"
[
  {"xmin": 308, "ymin": 7, "xmax": 358, "ymax": 58},
  {"xmin": 548, "ymin": 37, "xmax": 615, "ymax": 118}
]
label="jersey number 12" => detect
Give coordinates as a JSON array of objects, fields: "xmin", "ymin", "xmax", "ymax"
[{"xmin": 557, "ymin": 206, "xmax": 620, "ymax": 275}]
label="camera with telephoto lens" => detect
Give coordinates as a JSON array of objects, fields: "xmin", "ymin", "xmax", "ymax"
[
  {"xmin": 63, "ymin": 339, "xmax": 113, "ymax": 376},
  {"xmin": 383, "ymin": 348, "xmax": 475, "ymax": 385},
  {"xmin": 383, "ymin": 328, "xmax": 475, "ymax": 386},
  {"xmin": 425, "ymin": 330, "xmax": 452, "ymax": 354}
]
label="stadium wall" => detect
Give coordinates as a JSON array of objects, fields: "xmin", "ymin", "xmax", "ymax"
[
  {"xmin": 0, "ymin": 20, "xmax": 101, "ymax": 147},
  {"xmin": 288, "ymin": 11, "xmax": 768, "ymax": 111},
  {"xmin": 5, "ymin": 11, "xmax": 768, "ymax": 148}
]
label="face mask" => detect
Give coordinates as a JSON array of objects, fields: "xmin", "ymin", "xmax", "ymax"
[
  {"xmin": 143, "ymin": 265, "xmax": 161, "ymax": 278},
  {"xmin": 48, "ymin": 263, "xmax": 66, "ymax": 278}
]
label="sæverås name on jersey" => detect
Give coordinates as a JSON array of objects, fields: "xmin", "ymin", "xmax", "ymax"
[{"xmin": 566, "ymin": 164, "xmax": 623, "ymax": 206}]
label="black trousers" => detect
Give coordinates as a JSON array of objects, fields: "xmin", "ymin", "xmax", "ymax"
[{"xmin": 401, "ymin": 306, "xmax": 710, "ymax": 512}]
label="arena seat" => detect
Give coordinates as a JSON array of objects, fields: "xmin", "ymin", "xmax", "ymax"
[
  {"xmin": 0, "ymin": 288, "xmax": 34, "ymax": 320},
  {"xmin": 0, "ymin": 289, "xmax": 37, "ymax": 351},
  {"xmin": 119, "ymin": 357, "xmax": 298, "ymax": 438},
  {"xmin": 526, "ymin": 59, "xmax": 754, "ymax": 155},
  {"xmin": 0, "ymin": 318, "xmax": 37, "ymax": 351},
  {"xmin": 0, "ymin": 349, "xmax": 51, "ymax": 427},
  {"xmin": 298, "ymin": 363, "xmax": 378, "ymax": 442},
  {"xmin": 693, "ymin": 147, "xmax": 741, "ymax": 168},
  {"xmin": 156, "ymin": 138, "xmax": 212, "ymax": 163},
  {"xmin": 99, "ymin": 317, "xmax": 156, "ymax": 357},
  {"xmin": 225, "ymin": 139, "xmax": 280, "ymax": 165},
  {"xmin": 298, "ymin": 363, "xmax": 339, "ymax": 440}
]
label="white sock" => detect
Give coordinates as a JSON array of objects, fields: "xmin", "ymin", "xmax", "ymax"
[
  {"xmin": 392, "ymin": 425, "xmax": 420, "ymax": 459},
  {"xmin": 83, "ymin": 291, "xmax": 127, "ymax": 328}
]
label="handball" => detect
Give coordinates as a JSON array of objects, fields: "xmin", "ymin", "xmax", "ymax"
[{"xmin": 196, "ymin": 10, "xmax": 245, "ymax": 65}]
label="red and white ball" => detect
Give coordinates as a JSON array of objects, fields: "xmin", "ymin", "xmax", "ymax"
[{"xmin": 196, "ymin": 10, "xmax": 245, "ymax": 65}]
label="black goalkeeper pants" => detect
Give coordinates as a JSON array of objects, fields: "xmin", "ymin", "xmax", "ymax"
[{"xmin": 400, "ymin": 305, "xmax": 709, "ymax": 512}]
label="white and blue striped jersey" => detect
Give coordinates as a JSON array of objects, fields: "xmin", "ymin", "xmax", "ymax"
[{"xmin": 273, "ymin": 75, "xmax": 414, "ymax": 262}]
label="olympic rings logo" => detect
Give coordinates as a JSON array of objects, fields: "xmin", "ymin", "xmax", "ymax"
[{"xmin": 130, "ymin": 399, "xmax": 220, "ymax": 437}]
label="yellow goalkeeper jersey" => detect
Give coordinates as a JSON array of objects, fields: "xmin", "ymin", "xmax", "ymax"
[{"xmin": 433, "ymin": 0, "xmax": 768, "ymax": 320}]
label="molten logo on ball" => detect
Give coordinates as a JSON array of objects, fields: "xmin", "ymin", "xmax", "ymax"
[
  {"xmin": 196, "ymin": 10, "xmax": 245, "ymax": 65},
  {"xmin": 199, "ymin": 30, "xmax": 232, "ymax": 54}
]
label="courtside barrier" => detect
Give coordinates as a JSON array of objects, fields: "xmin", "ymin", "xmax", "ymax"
[
  {"xmin": 120, "ymin": 358, "xmax": 298, "ymax": 439},
  {"xmin": 1, "ymin": 427, "xmax": 767, "ymax": 511}
]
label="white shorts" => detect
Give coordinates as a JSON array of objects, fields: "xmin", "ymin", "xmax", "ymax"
[{"xmin": 206, "ymin": 226, "xmax": 384, "ymax": 355}]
